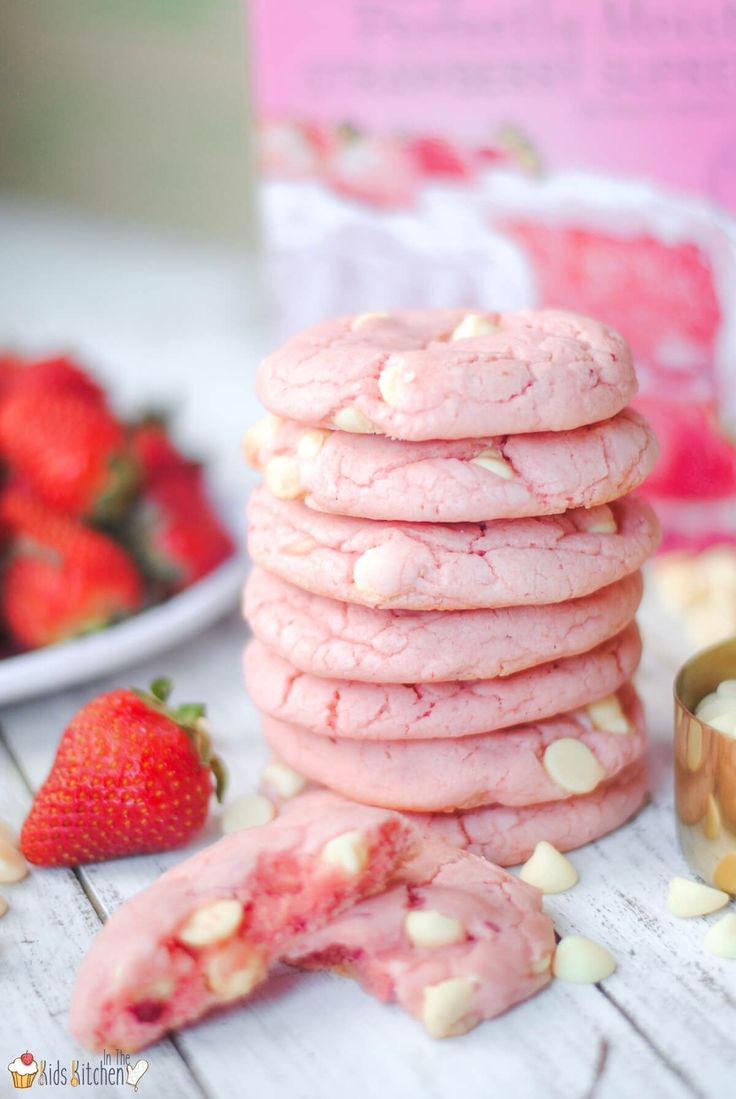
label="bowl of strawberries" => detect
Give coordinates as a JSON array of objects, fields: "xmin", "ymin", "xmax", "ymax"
[{"xmin": 0, "ymin": 352, "xmax": 241, "ymax": 704}]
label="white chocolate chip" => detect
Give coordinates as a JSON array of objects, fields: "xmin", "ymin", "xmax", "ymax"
[
  {"xmin": 178, "ymin": 899, "xmax": 244, "ymax": 947},
  {"xmin": 450, "ymin": 314, "xmax": 496, "ymax": 341},
  {"xmin": 470, "ymin": 448, "xmax": 515, "ymax": 480},
  {"xmin": 206, "ymin": 945, "xmax": 266, "ymax": 1000},
  {"xmin": 404, "ymin": 909, "xmax": 466, "ymax": 949},
  {"xmin": 0, "ymin": 838, "xmax": 28, "ymax": 884},
  {"xmin": 695, "ymin": 693, "xmax": 736, "ymax": 725},
  {"xmin": 553, "ymin": 936, "xmax": 616, "ymax": 983},
  {"xmin": 0, "ymin": 895, "xmax": 8, "ymax": 918},
  {"xmin": 698, "ymin": 546, "xmax": 736, "ymax": 590},
  {"xmin": 710, "ymin": 713, "xmax": 736, "ymax": 736},
  {"xmin": 351, "ymin": 311, "xmax": 389, "ymax": 330},
  {"xmin": 321, "ymin": 830, "xmax": 369, "ymax": 875},
  {"xmin": 696, "ymin": 691, "xmax": 720, "ymax": 712},
  {"xmin": 713, "ymin": 853, "xmax": 736, "ymax": 894},
  {"xmin": 262, "ymin": 762, "xmax": 307, "ymax": 800},
  {"xmin": 530, "ymin": 951, "xmax": 552, "ymax": 975},
  {"xmin": 542, "ymin": 739, "xmax": 605, "ymax": 795},
  {"xmin": 135, "ymin": 977, "xmax": 174, "ymax": 1002},
  {"xmin": 586, "ymin": 693, "xmax": 631, "ymax": 735},
  {"xmin": 704, "ymin": 794, "xmax": 722, "ymax": 839},
  {"xmin": 332, "ymin": 407, "xmax": 377, "ymax": 434},
  {"xmin": 650, "ymin": 553, "xmax": 701, "ymax": 611},
  {"xmin": 0, "ymin": 819, "xmax": 19, "ymax": 848},
  {"xmin": 584, "ymin": 507, "xmax": 619, "ymax": 534},
  {"xmin": 667, "ymin": 876, "xmax": 729, "ymax": 918},
  {"xmin": 519, "ymin": 842, "xmax": 579, "ymax": 894},
  {"xmin": 297, "ymin": 429, "xmax": 329, "ymax": 460},
  {"xmin": 264, "ymin": 455, "xmax": 303, "ymax": 500},
  {"xmin": 697, "ymin": 683, "xmax": 736, "ymax": 736},
  {"xmin": 421, "ymin": 977, "xmax": 478, "ymax": 1038},
  {"xmin": 352, "ymin": 547, "xmax": 388, "ymax": 600},
  {"xmin": 280, "ymin": 536, "xmax": 317, "ymax": 556},
  {"xmin": 242, "ymin": 414, "xmax": 282, "ymax": 467},
  {"xmin": 222, "ymin": 794, "xmax": 276, "ymax": 834},
  {"xmin": 586, "ymin": 514, "xmax": 618, "ymax": 534},
  {"xmin": 377, "ymin": 359, "xmax": 404, "ymax": 408},
  {"xmin": 703, "ymin": 913, "xmax": 736, "ymax": 959}
]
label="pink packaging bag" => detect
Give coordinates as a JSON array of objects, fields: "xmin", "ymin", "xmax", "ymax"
[{"xmin": 249, "ymin": 0, "xmax": 736, "ymax": 544}]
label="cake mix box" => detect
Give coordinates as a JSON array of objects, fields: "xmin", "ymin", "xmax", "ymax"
[{"xmin": 248, "ymin": 0, "xmax": 736, "ymax": 549}]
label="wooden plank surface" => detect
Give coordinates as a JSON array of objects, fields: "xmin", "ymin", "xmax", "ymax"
[
  {"xmin": 550, "ymin": 649, "xmax": 734, "ymax": 1099},
  {"xmin": 0, "ymin": 619, "xmax": 719, "ymax": 1099}
]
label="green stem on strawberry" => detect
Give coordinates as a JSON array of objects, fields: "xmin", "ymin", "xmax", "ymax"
[{"xmin": 132, "ymin": 678, "xmax": 227, "ymax": 803}]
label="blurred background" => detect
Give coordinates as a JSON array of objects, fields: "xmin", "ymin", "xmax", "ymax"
[
  {"xmin": 0, "ymin": 0, "xmax": 255, "ymax": 242},
  {"xmin": 0, "ymin": 0, "xmax": 264, "ymax": 540}
]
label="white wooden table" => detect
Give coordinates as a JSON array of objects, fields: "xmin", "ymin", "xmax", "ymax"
[{"xmin": 0, "ymin": 202, "xmax": 732, "ymax": 1099}]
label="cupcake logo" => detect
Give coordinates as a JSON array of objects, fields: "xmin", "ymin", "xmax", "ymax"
[
  {"xmin": 7, "ymin": 1051, "xmax": 38, "ymax": 1089},
  {"xmin": 6, "ymin": 1047, "xmax": 149, "ymax": 1089}
]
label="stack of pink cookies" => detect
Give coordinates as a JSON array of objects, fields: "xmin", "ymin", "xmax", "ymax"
[{"xmin": 243, "ymin": 308, "xmax": 660, "ymax": 865}]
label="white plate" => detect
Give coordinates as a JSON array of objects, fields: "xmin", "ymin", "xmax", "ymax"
[{"xmin": 0, "ymin": 556, "xmax": 246, "ymax": 708}]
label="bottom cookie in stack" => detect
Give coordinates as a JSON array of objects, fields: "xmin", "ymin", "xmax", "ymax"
[
  {"xmin": 413, "ymin": 761, "xmax": 648, "ymax": 866},
  {"xmin": 259, "ymin": 682, "xmax": 646, "ymax": 812},
  {"xmin": 261, "ymin": 757, "xmax": 648, "ymax": 869},
  {"xmin": 258, "ymin": 683, "xmax": 648, "ymax": 866}
]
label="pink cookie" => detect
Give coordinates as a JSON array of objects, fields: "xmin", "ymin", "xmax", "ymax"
[
  {"xmin": 247, "ymin": 487, "xmax": 660, "ymax": 611},
  {"xmin": 256, "ymin": 308, "xmax": 636, "ymax": 440},
  {"xmin": 261, "ymin": 683, "xmax": 645, "ymax": 812},
  {"xmin": 69, "ymin": 792, "xmax": 417, "ymax": 1052},
  {"xmin": 244, "ymin": 567, "xmax": 643, "ymax": 683},
  {"xmin": 286, "ymin": 841, "xmax": 555, "ymax": 1038},
  {"xmin": 246, "ymin": 408, "xmax": 657, "ymax": 522},
  {"xmin": 414, "ymin": 761, "xmax": 649, "ymax": 866},
  {"xmin": 244, "ymin": 623, "xmax": 641, "ymax": 741}
]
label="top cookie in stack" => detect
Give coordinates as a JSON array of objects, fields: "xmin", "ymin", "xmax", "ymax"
[
  {"xmin": 255, "ymin": 309, "xmax": 638, "ymax": 440},
  {"xmin": 243, "ymin": 308, "xmax": 660, "ymax": 866}
]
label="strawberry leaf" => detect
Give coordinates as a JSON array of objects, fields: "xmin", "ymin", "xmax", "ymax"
[
  {"xmin": 175, "ymin": 703, "xmax": 206, "ymax": 725},
  {"xmin": 150, "ymin": 677, "xmax": 172, "ymax": 703},
  {"xmin": 130, "ymin": 679, "xmax": 224, "ymax": 798}
]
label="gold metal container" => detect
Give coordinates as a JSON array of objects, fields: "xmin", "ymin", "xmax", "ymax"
[{"xmin": 674, "ymin": 635, "xmax": 736, "ymax": 893}]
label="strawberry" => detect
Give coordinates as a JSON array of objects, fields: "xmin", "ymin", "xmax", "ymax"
[
  {"xmin": 406, "ymin": 136, "xmax": 473, "ymax": 181},
  {"xmin": 20, "ymin": 678, "xmax": 227, "ymax": 866},
  {"xmin": 129, "ymin": 415, "xmax": 191, "ymax": 477},
  {"xmin": 475, "ymin": 143, "xmax": 507, "ymax": 166},
  {"xmin": 131, "ymin": 467, "xmax": 234, "ymax": 593},
  {"xmin": 259, "ymin": 119, "xmax": 334, "ymax": 179},
  {"xmin": 0, "ymin": 356, "xmax": 138, "ymax": 521},
  {"xmin": 127, "ymin": 420, "xmax": 234, "ymax": 593},
  {"xmin": 0, "ymin": 352, "xmax": 23, "ymax": 398},
  {"xmin": 11, "ymin": 353, "xmax": 104, "ymax": 401},
  {"xmin": 0, "ymin": 485, "xmax": 144, "ymax": 649},
  {"xmin": 20, "ymin": 1052, "xmax": 34, "ymax": 1067},
  {"xmin": 326, "ymin": 129, "xmax": 419, "ymax": 208}
]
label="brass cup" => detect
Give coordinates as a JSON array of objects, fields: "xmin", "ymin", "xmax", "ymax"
[{"xmin": 674, "ymin": 635, "xmax": 736, "ymax": 893}]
